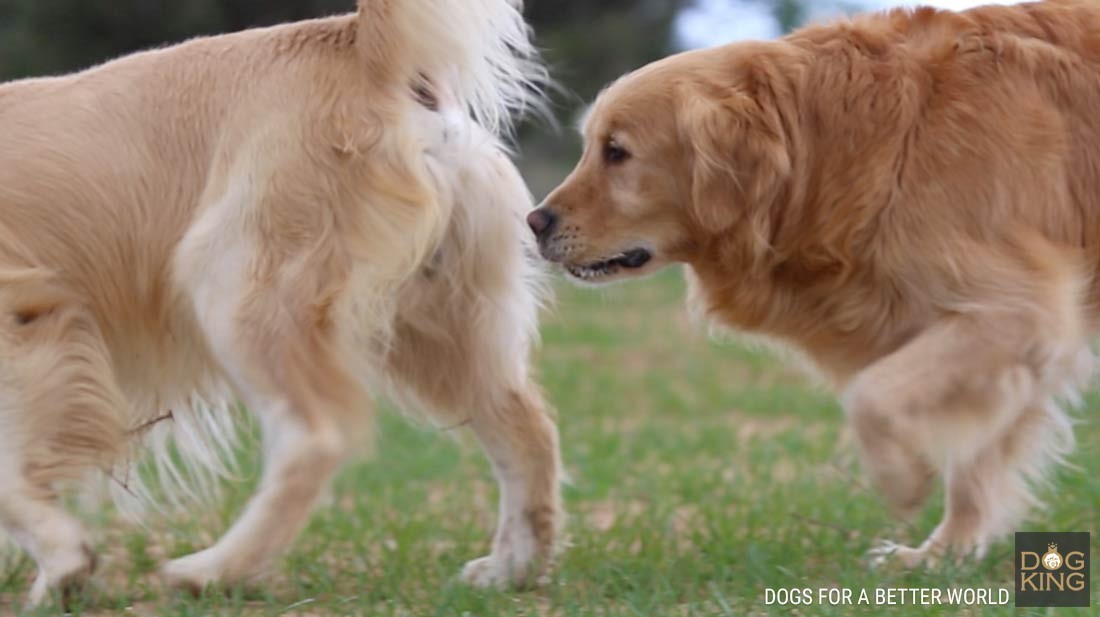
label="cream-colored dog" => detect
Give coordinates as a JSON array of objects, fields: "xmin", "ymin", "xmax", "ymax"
[{"xmin": 0, "ymin": 0, "xmax": 561, "ymax": 605}]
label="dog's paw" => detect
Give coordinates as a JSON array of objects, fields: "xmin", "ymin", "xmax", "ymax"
[
  {"xmin": 162, "ymin": 549, "xmax": 224, "ymax": 595},
  {"xmin": 460, "ymin": 555, "xmax": 515, "ymax": 589},
  {"xmin": 25, "ymin": 542, "xmax": 97, "ymax": 609},
  {"xmin": 460, "ymin": 554, "xmax": 547, "ymax": 590},
  {"xmin": 867, "ymin": 540, "xmax": 932, "ymax": 570}
]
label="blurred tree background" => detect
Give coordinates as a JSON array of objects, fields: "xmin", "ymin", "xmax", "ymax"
[{"xmin": 0, "ymin": 0, "xmax": 821, "ymax": 195}]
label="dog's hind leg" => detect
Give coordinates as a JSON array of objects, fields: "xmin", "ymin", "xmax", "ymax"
[
  {"xmin": 385, "ymin": 320, "xmax": 563, "ymax": 589},
  {"xmin": 383, "ymin": 224, "xmax": 562, "ymax": 588},
  {"xmin": 380, "ymin": 138, "xmax": 562, "ymax": 587},
  {"xmin": 460, "ymin": 387, "xmax": 562, "ymax": 588},
  {"xmin": 0, "ymin": 269, "xmax": 127, "ymax": 606}
]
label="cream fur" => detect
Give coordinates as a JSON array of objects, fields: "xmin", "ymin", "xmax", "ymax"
[{"xmin": 0, "ymin": 0, "xmax": 562, "ymax": 606}]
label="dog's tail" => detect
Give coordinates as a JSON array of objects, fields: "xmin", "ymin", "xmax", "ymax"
[{"xmin": 356, "ymin": 0, "xmax": 545, "ymax": 136}]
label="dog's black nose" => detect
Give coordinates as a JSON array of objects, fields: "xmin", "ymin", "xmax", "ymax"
[{"xmin": 526, "ymin": 208, "xmax": 557, "ymax": 239}]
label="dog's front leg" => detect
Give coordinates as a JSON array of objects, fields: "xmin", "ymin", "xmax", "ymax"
[
  {"xmin": 161, "ymin": 396, "xmax": 350, "ymax": 591},
  {"xmin": 844, "ymin": 312, "xmax": 1085, "ymax": 568},
  {"xmin": 167, "ymin": 207, "xmax": 371, "ymax": 591}
]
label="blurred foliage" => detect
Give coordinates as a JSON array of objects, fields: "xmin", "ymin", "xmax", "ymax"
[
  {"xmin": 0, "ymin": 1, "xmax": 352, "ymax": 79},
  {"xmin": 0, "ymin": 0, "xmax": 700, "ymax": 88},
  {"xmin": 767, "ymin": 0, "xmax": 807, "ymax": 33},
  {"xmin": 520, "ymin": 0, "xmax": 691, "ymax": 187},
  {"xmin": 529, "ymin": 0, "xmax": 689, "ymax": 110}
]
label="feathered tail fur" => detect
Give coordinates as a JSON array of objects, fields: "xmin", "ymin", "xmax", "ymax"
[{"xmin": 356, "ymin": 0, "xmax": 546, "ymax": 136}]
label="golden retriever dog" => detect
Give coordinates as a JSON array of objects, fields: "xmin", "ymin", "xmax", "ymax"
[
  {"xmin": 531, "ymin": 0, "xmax": 1098, "ymax": 567},
  {"xmin": 0, "ymin": 0, "xmax": 562, "ymax": 606}
]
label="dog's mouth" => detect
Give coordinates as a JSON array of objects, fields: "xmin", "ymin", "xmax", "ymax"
[{"xmin": 564, "ymin": 248, "xmax": 653, "ymax": 282}]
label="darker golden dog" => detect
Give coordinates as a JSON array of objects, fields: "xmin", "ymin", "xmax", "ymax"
[{"xmin": 532, "ymin": 0, "xmax": 1098, "ymax": 566}]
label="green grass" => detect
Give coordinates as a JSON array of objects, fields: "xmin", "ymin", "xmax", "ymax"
[{"xmin": 3, "ymin": 270, "xmax": 1098, "ymax": 615}]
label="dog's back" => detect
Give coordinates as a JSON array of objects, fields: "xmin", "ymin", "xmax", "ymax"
[
  {"xmin": 765, "ymin": 0, "xmax": 1100, "ymax": 339},
  {"xmin": 0, "ymin": 16, "xmax": 359, "ymax": 332}
]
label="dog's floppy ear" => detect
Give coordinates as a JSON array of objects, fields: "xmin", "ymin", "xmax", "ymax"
[{"xmin": 681, "ymin": 82, "xmax": 791, "ymax": 251}]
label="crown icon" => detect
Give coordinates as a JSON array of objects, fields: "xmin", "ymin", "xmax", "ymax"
[{"xmin": 1049, "ymin": 543, "xmax": 1058, "ymax": 552}]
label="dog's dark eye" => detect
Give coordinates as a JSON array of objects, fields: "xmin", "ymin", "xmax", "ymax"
[{"xmin": 604, "ymin": 141, "xmax": 630, "ymax": 164}]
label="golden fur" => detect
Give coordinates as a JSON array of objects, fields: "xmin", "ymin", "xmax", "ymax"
[
  {"xmin": 534, "ymin": 0, "xmax": 1098, "ymax": 566},
  {"xmin": 0, "ymin": 0, "xmax": 561, "ymax": 606}
]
